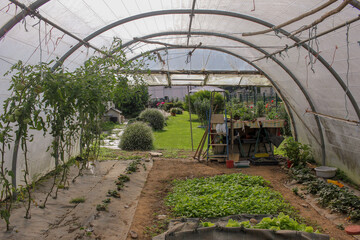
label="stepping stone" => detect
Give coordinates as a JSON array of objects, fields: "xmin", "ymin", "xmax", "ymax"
[
  {"xmin": 130, "ymin": 230, "xmax": 138, "ymax": 239},
  {"xmin": 345, "ymin": 225, "xmax": 360, "ymax": 235},
  {"xmin": 149, "ymin": 152, "xmax": 163, "ymax": 157}
]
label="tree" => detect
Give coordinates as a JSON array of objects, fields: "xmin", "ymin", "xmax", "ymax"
[{"xmin": 113, "ymin": 79, "xmax": 149, "ymax": 118}]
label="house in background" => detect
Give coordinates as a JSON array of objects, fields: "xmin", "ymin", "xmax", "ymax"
[
  {"xmin": 104, "ymin": 107, "xmax": 124, "ymax": 124},
  {"xmin": 148, "ymin": 86, "xmax": 189, "ymax": 101}
]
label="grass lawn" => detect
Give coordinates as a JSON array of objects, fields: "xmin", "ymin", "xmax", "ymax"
[{"xmin": 154, "ymin": 111, "xmax": 206, "ymax": 150}]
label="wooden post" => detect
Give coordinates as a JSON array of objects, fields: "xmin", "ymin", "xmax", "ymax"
[
  {"xmin": 188, "ymin": 86, "xmax": 194, "ymax": 151},
  {"xmin": 263, "ymin": 92, "xmax": 266, "ymax": 104}
]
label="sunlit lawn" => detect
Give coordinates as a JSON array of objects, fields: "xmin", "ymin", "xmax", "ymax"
[{"xmin": 154, "ymin": 111, "xmax": 206, "ymax": 150}]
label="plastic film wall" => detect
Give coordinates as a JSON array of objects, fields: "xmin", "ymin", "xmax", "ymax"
[{"xmin": 0, "ymin": 0, "xmax": 360, "ymax": 184}]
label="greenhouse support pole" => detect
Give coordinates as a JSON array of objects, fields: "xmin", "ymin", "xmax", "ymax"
[
  {"xmin": 253, "ymin": 87, "xmax": 256, "ymax": 104},
  {"xmin": 263, "ymin": 92, "xmax": 266, "ymax": 104},
  {"xmin": 188, "ymin": 86, "xmax": 194, "ymax": 151}
]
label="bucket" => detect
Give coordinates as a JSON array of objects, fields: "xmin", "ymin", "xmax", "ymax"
[
  {"xmin": 226, "ymin": 160, "xmax": 234, "ymax": 168},
  {"xmin": 314, "ymin": 166, "xmax": 337, "ymax": 178}
]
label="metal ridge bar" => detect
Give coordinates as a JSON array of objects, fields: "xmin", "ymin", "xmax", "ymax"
[
  {"xmin": 134, "ymin": 70, "xmax": 261, "ymax": 75},
  {"xmin": 187, "ymin": 0, "xmax": 197, "ymax": 46}
]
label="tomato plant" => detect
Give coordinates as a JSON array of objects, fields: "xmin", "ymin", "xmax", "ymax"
[{"xmin": 2, "ymin": 61, "xmax": 46, "ymax": 219}]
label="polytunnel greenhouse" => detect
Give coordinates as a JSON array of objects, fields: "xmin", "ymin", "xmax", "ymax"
[{"xmin": 0, "ymin": 0, "xmax": 360, "ymax": 239}]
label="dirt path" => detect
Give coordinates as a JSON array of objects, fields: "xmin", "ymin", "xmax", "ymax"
[
  {"xmin": 128, "ymin": 157, "xmax": 355, "ymax": 240},
  {"xmin": 0, "ymin": 159, "xmax": 152, "ymax": 240}
]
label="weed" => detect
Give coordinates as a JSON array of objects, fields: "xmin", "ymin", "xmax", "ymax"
[
  {"xmin": 69, "ymin": 197, "xmax": 85, "ymax": 204},
  {"xmin": 107, "ymin": 190, "xmax": 121, "ymax": 198},
  {"xmin": 336, "ymin": 224, "xmax": 344, "ymax": 230},
  {"xmin": 96, "ymin": 148, "xmax": 122, "ymax": 161},
  {"xmin": 126, "ymin": 159, "xmax": 141, "ymax": 174},
  {"xmin": 143, "ymin": 219, "xmax": 169, "ymax": 238},
  {"xmin": 162, "ymin": 150, "xmax": 189, "ymax": 159},
  {"xmin": 96, "ymin": 203, "xmax": 108, "ymax": 211},
  {"xmin": 117, "ymin": 174, "xmax": 130, "ymax": 182},
  {"xmin": 100, "ymin": 121, "xmax": 122, "ymax": 132},
  {"xmin": 118, "ymin": 155, "xmax": 142, "ymax": 160}
]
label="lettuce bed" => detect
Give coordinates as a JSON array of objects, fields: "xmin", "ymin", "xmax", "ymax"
[{"xmin": 166, "ymin": 173, "xmax": 293, "ymax": 218}]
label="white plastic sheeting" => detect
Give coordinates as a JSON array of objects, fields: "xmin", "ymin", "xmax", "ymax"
[{"xmin": 1, "ymin": 0, "xmax": 360, "ymax": 184}]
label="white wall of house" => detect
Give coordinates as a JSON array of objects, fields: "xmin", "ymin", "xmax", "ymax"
[{"xmin": 148, "ymin": 86, "xmax": 189, "ymax": 100}]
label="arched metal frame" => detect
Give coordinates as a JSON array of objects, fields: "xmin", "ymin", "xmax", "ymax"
[
  {"xmin": 123, "ymin": 31, "xmax": 326, "ymax": 162},
  {"xmin": 4, "ymin": 6, "xmax": 359, "ymax": 164},
  {"xmin": 50, "ymin": 9, "xmax": 360, "ymax": 124},
  {"xmin": 49, "ymin": 9, "xmax": 337, "ymax": 164},
  {"xmin": 130, "ymin": 45, "xmax": 332, "ymax": 149}
]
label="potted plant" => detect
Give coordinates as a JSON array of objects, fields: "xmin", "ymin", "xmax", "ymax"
[{"xmin": 170, "ymin": 108, "xmax": 177, "ymax": 116}]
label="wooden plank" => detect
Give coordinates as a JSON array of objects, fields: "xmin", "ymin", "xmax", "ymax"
[{"xmin": 211, "ymin": 114, "xmax": 224, "ymax": 123}]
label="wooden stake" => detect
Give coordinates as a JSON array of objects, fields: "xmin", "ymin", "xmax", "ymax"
[
  {"xmin": 288, "ymin": 0, "xmax": 352, "ymax": 38},
  {"xmin": 243, "ymin": 0, "xmax": 338, "ymax": 37}
]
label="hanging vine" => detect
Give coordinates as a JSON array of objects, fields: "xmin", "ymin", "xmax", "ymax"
[
  {"xmin": 40, "ymin": 67, "xmax": 77, "ymax": 207},
  {"xmin": 0, "ymin": 117, "xmax": 14, "ymax": 230},
  {"xmin": 2, "ymin": 61, "xmax": 45, "ymax": 219}
]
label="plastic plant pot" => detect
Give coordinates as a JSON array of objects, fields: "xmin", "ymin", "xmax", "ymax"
[
  {"xmin": 314, "ymin": 166, "xmax": 337, "ymax": 178},
  {"xmin": 226, "ymin": 160, "xmax": 234, "ymax": 168}
]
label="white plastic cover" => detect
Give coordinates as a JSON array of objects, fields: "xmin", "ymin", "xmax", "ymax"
[{"xmin": 1, "ymin": 0, "xmax": 360, "ymax": 184}]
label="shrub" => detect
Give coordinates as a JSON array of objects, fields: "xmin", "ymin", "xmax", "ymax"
[
  {"xmin": 113, "ymin": 82, "xmax": 149, "ymax": 118},
  {"xmin": 255, "ymin": 101, "xmax": 265, "ymax": 117},
  {"xmin": 184, "ymin": 90, "xmax": 224, "ymax": 112},
  {"xmin": 280, "ymin": 137, "xmax": 313, "ymax": 166},
  {"xmin": 170, "ymin": 107, "xmax": 183, "ymax": 114},
  {"xmin": 194, "ymin": 98, "xmax": 210, "ymax": 125},
  {"xmin": 162, "ymin": 102, "xmax": 174, "ymax": 112},
  {"xmin": 139, "ymin": 108, "xmax": 165, "ymax": 130},
  {"xmin": 119, "ymin": 122, "xmax": 154, "ymax": 151},
  {"xmin": 173, "ymin": 101, "xmax": 184, "ymax": 109}
]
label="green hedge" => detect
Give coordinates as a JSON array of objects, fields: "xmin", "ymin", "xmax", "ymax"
[{"xmin": 139, "ymin": 108, "xmax": 165, "ymax": 130}]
